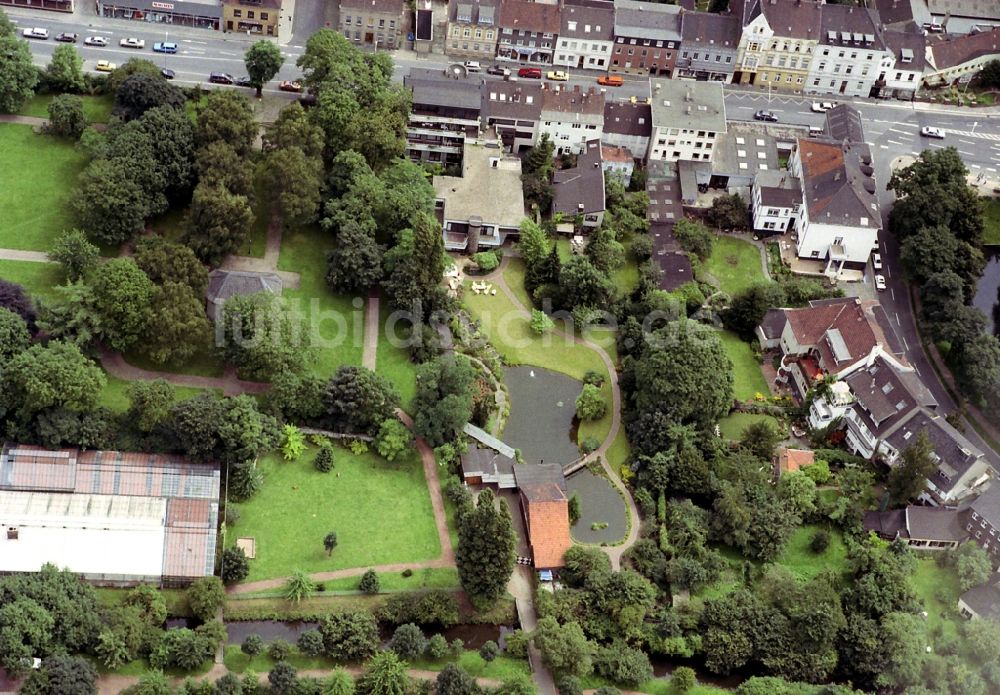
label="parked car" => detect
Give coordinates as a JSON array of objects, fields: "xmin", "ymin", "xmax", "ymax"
[
  {"xmin": 55, "ymin": 32, "xmax": 78, "ymax": 43},
  {"xmin": 546, "ymin": 70, "xmax": 569, "ymax": 81},
  {"xmin": 754, "ymin": 110, "xmax": 778, "ymax": 122},
  {"xmin": 161, "ymin": 68, "xmax": 175, "ymax": 80},
  {"xmin": 486, "ymin": 65, "xmax": 510, "ymax": 77},
  {"xmin": 463, "ymin": 60, "xmax": 482, "ymax": 73},
  {"xmin": 873, "ymin": 232, "xmax": 880, "ymax": 250},
  {"xmin": 810, "ymin": 101, "xmax": 834, "ymax": 113},
  {"xmin": 22, "ymin": 27, "xmax": 49, "ymax": 40},
  {"xmin": 279, "ymin": 80, "xmax": 302, "ymax": 92},
  {"xmin": 209, "ymin": 72, "xmax": 235, "ymax": 84},
  {"xmin": 921, "ymin": 126, "xmax": 945, "ymax": 139},
  {"xmin": 235, "ymin": 76, "xmax": 253, "ymax": 87},
  {"xmin": 119, "ymin": 37, "xmax": 145, "ymax": 49},
  {"xmin": 518, "ymin": 67, "xmax": 542, "ymax": 79},
  {"xmin": 872, "ymin": 253, "xmax": 882, "ymax": 270},
  {"xmin": 95, "ymin": 60, "xmax": 117, "ymax": 73},
  {"xmin": 84, "ymin": 36, "xmax": 108, "ymax": 47},
  {"xmin": 597, "ymin": 74, "xmax": 624, "ymax": 87},
  {"xmin": 875, "ymin": 274, "xmax": 887, "ymax": 291},
  {"xmin": 153, "ymin": 41, "xmax": 178, "ymax": 54}
]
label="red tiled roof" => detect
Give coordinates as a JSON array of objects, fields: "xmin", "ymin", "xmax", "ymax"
[
  {"xmin": 522, "ymin": 487, "xmax": 572, "ymax": 569},
  {"xmin": 927, "ymin": 27, "xmax": 1000, "ymax": 71},
  {"xmin": 778, "ymin": 448, "xmax": 814, "ymax": 474},
  {"xmin": 499, "ymin": 0, "xmax": 561, "ymax": 34},
  {"xmin": 784, "ymin": 298, "xmax": 896, "ymax": 374}
]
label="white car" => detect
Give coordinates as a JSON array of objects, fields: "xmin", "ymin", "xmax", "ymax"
[
  {"xmin": 463, "ymin": 61, "xmax": 482, "ymax": 72},
  {"xmin": 84, "ymin": 36, "xmax": 109, "ymax": 46},
  {"xmin": 119, "ymin": 37, "xmax": 145, "ymax": 49},
  {"xmin": 22, "ymin": 27, "xmax": 49, "ymax": 39},
  {"xmin": 921, "ymin": 126, "xmax": 945, "ymax": 139},
  {"xmin": 810, "ymin": 102, "xmax": 834, "ymax": 113},
  {"xmin": 872, "ymin": 253, "xmax": 883, "ymax": 270},
  {"xmin": 875, "ymin": 274, "xmax": 887, "ymax": 291}
]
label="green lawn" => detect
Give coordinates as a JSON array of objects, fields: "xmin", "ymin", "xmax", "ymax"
[
  {"xmin": 19, "ymin": 93, "xmax": 115, "ymax": 123},
  {"xmin": 0, "ymin": 259, "xmax": 62, "ymax": 301},
  {"xmin": 775, "ymin": 524, "xmax": 849, "ymax": 582},
  {"xmin": 0, "ymin": 124, "xmax": 88, "ymax": 252},
  {"xmin": 94, "ymin": 586, "xmax": 192, "ymax": 617},
  {"xmin": 278, "ymin": 225, "xmax": 364, "ymax": 379},
  {"xmin": 98, "ymin": 373, "xmax": 217, "ymax": 413},
  {"xmin": 703, "ymin": 236, "xmax": 766, "ymax": 295},
  {"xmin": 910, "ymin": 558, "xmax": 965, "ymax": 648},
  {"xmin": 230, "ymin": 446, "xmax": 440, "ymax": 582},
  {"xmin": 121, "ymin": 343, "xmax": 227, "ymax": 379},
  {"xmin": 718, "ymin": 330, "xmax": 768, "ymax": 402},
  {"xmin": 376, "ymin": 304, "xmax": 418, "ymax": 411},
  {"xmin": 983, "ymin": 198, "xmax": 1000, "ymax": 246},
  {"xmin": 717, "ymin": 412, "xmax": 781, "ymax": 441}
]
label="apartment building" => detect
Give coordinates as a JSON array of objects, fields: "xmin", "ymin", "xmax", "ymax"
[
  {"xmin": 554, "ymin": 0, "xmax": 615, "ymax": 70},
  {"xmin": 647, "ymin": 79, "xmax": 726, "ymax": 163},
  {"xmin": 221, "ymin": 0, "xmax": 280, "ymax": 36},
  {"xmin": 339, "ymin": 0, "xmax": 404, "ymax": 49},
  {"xmin": 497, "ymin": 0, "xmax": 561, "ymax": 65},
  {"xmin": 403, "ymin": 69, "xmax": 482, "ymax": 167},
  {"xmin": 751, "ymin": 170, "xmax": 801, "ymax": 236},
  {"xmin": 611, "ymin": 0, "xmax": 682, "ymax": 77},
  {"xmin": 445, "ymin": 0, "xmax": 499, "ymax": 59},
  {"xmin": 924, "ymin": 27, "xmax": 1000, "ymax": 87},
  {"xmin": 537, "ymin": 85, "xmax": 605, "ymax": 155},
  {"xmin": 806, "ymin": 4, "xmax": 888, "ymax": 98},
  {"xmin": 734, "ymin": 0, "xmax": 821, "ymax": 93},
  {"xmin": 878, "ymin": 30, "xmax": 925, "ymax": 99},
  {"xmin": 677, "ymin": 10, "xmax": 740, "ymax": 83},
  {"xmin": 601, "ymin": 101, "xmax": 652, "ymax": 159},
  {"xmin": 481, "ymin": 81, "xmax": 544, "ymax": 152}
]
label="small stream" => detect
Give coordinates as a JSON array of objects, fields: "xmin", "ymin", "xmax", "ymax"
[{"xmin": 224, "ymin": 620, "xmax": 503, "ymax": 648}]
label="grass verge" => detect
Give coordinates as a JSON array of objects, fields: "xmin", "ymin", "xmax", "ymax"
[{"xmin": 19, "ymin": 93, "xmax": 114, "ymax": 123}]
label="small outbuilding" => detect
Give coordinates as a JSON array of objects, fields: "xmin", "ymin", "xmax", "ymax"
[{"xmin": 205, "ymin": 269, "xmax": 283, "ymax": 322}]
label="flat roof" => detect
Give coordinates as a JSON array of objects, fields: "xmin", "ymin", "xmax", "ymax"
[
  {"xmin": 434, "ymin": 134, "xmax": 525, "ymax": 229},
  {"xmin": 649, "ymin": 79, "xmax": 726, "ymax": 133}
]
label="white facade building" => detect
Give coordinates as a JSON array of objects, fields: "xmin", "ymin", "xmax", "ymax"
[
  {"xmin": 554, "ymin": 0, "xmax": 614, "ymax": 70},
  {"xmin": 647, "ymin": 79, "xmax": 726, "ymax": 163},
  {"xmin": 806, "ymin": 4, "xmax": 888, "ymax": 98},
  {"xmin": 537, "ymin": 85, "xmax": 605, "ymax": 155},
  {"xmin": 751, "ymin": 170, "xmax": 801, "ymax": 235}
]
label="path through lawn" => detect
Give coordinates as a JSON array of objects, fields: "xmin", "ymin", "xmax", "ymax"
[{"xmin": 231, "ymin": 447, "xmax": 441, "ymax": 582}]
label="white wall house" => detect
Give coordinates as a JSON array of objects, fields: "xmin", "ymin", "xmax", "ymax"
[
  {"xmin": 879, "ymin": 31, "xmax": 924, "ymax": 99},
  {"xmin": 751, "ymin": 170, "xmax": 801, "ymax": 235},
  {"xmin": 647, "ymin": 79, "xmax": 726, "ymax": 163},
  {"xmin": 537, "ymin": 85, "xmax": 605, "ymax": 155},
  {"xmin": 554, "ymin": 0, "xmax": 614, "ymax": 70},
  {"xmin": 806, "ymin": 5, "xmax": 888, "ymax": 98},
  {"xmin": 789, "ymin": 138, "xmax": 880, "ymax": 275}
]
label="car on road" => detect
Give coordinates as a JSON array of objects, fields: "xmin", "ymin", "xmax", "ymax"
[
  {"xmin": 597, "ymin": 74, "xmax": 624, "ymax": 87},
  {"xmin": 872, "ymin": 253, "xmax": 882, "ymax": 270},
  {"xmin": 462, "ymin": 60, "xmax": 482, "ymax": 73},
  {"xmin": 235, "ymin": 76, "xmax": 252, "ymax": 87},
  {"xmin": 921, "ymin": 126, "xmax": 945, "ymax": 139},
  {"xmin": 875, "ymin": 274, "xmax": 887, "ymax": 291},
  {"xmin": 22, "ymin": 28, "xmax": 49, "ymax": 40},
  {"xmin": 518, "ymin": 67, "xmax": 542, "ymax": 79},
  {"xmin": 55, "ymin": 32, "xmax": 78, "ymax": 43},
  {"xmin": 84, "ymin": 36, "xmax": 108, "ymax": 47},
  {"xmin": 153, "ymin": 42, "xmax": 178, "ymax": 54},
  {"xmin": 486, "ymin": 65, "xmax": 510, "ymax": 77},
  {"xmin": 279, "ymin": 80, "xmax": 303, "ymax": 92},
  {"xmin": 811, "ymin": 101, "xmax": 834, "ymax": 113},
  {"xmin": 209, "ymin": 72, "xmax": 235, "ymax": 84},
  {"xmin": 546, "ymin": 70, "xmax": 569, "ymax": 81},
  {"xmin": 95, "ymin": 60, "xmax": 116, "ymax": 73},
  {"xmin": 754, "ymin": 110, "xmax": 778, "ymax": 122},
  {"xmin": 120, "ymin": 37, "xmax": 145, "ymax": 49},
  {"xmin": 161, "ymin": 68, "xmax": 175, "ymax": 80}
]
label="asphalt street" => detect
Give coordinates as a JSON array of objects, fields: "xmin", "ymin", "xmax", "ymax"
[{"xmin": 6, "ymin": 4, "xmax": 1000, "ymax": 461}]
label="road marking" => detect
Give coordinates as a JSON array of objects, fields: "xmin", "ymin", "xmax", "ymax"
[
  {"xmin": 888, "ymin": 127, "xmax": 913, "ymax": 134},
  {"xmin": 989, "ymin": 167, "xmax": 998, "ymax": 172},
  {"xmin": 182, "ymin": 39, "xmax": 209, "ymax": 44},
  {"xmin": 971, "ymin": 164, "xmax": 982, "ymax": 169},
  {"xmin": 879, "ymin": 144, "xmax": 889, "ymax": 149},
  {"xmin": 960, "ymin": 139, "xmax": 975, "ymax": 145},
  {"xmin": 901, "ymin": 335, "xmax": 909, "ymax": 351},
  {"xmin": 959, "ymin": 150, "xmax": 975, "ymax": 156},
  {"xmin": 895, "ymin": 311, "xmax": 901, "ymax": 326},
  {"xmin": 886, "ymin": 139, "xmax": 904, "ymax": 146}
]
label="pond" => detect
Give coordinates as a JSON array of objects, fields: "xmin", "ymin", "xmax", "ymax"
[
  {"xmin": 566, "ymin": 468, "xmax": 629, "ymax": 545},
  {"xmin": 974, "ymin": 248, "xmax": 1000, "ymax": 336},
  {"xmin": 502, "ymin": 366, "xmax": 582, "ymax": 465}
]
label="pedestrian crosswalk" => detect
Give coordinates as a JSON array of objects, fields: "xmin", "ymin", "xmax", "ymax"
[{"xmin": 945, "ymin": 129, "xmax": 1000, "ymax": 142}]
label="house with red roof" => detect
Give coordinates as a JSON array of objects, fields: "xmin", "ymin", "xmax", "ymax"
[{"xmin": 924, "ymin": 27, "xmax": 1000, "ymax": 88}]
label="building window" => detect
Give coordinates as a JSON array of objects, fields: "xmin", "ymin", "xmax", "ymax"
[
  {"xmin": 6, "ymin": 527, "xmax": 17, "ymax": 540},
  {"xmin": 247, "ymin": 11, "xmax": 254, "ymax": 18},
  {"xmin": 261, "ymin": 12, "xmax": 267, "ymax": 19}
]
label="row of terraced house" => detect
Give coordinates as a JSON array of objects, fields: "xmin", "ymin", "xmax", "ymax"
[{"xmin": 391, "ymin": 0, "xmax": 1000, "ymax": 99}]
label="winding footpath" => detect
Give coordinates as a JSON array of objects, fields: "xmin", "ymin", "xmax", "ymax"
[{"xmin": 483, "ymin": 256, "xmax": 640, "ymax": 570}]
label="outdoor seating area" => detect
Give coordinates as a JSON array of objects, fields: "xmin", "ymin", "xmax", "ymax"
[{"xmin": 471, "ymin": 281, "xmax": 497, "ymax": 296}]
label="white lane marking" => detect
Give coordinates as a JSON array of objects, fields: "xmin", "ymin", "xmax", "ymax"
[
  {"xmin": 901, "ymin": 335, "xmax": 909, "ymax": 351},
  {"xmin": 895, "ymin": 311, "xmax": 901, "ymax": 326},
  {"xmin": 959, "ymin": 150, "xmax": 974, "ymax": 156},
  {"xmin": 886, "ymin": 139, "xmax": 904, "ymax": 146},
  {"xmin": 888, "ymin": 127, "xmax": 914, "ymax": 134},
  {"xmin": 879, "ymin": 144, "xmax": 889, "ymax": 149}
]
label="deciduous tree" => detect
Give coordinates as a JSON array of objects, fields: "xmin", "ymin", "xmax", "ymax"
[
  {"xmin": 183, "ymin": 182, "xmax": 255, "ymax": 266},
  {"xmin": 49, "ymin": 228, "xmax": 99, "ymax": 282},
  {"xmin": 113, "ymin": 73, "xmax": 184, "ymax": 121},
  {"xmin": 187, "ymin": 576, "xmax": 225, "ymax": 622},
  {"xmin": 46, "ymin": 44, "xmax": 86, "ymax": 93},
  {"xmin": 145, "ymin": 282, "xmax": 212, "ymax": 365},
  {"xmin": 412, "ymin": 355, "xmax": 475, "ymax": 447},
  {"xmin": 73, "ymin": 159, "xmax": 149, "ymax": 246},
  {"xmin": 455, "ymin": 488, "xmax": 516, "ymax": 608},
  {"xmin": 533, "ymin": 617, "xmax": 595, "ymax": 676},
  {"xmin": 196, "ymin": 90, "xmax": 258, "ymax": 156},
  {"xmin": 322, "ymin": 366, "xmax": 400, "ymax": 435},
  {"xmin": 325, "ymin": 218, "xmax": 383, "ymax": 294},
  {"xmin": 264, "ymin": 146, "xmax": 324, "ymax": 228},
  {"xmin": 47, "ymin": 93, "xmax": 87, "ymax": 139},
  {"xmin": 0, "ymin": 34, "xmax": 37, "ymax": 113},
  {"xmin": 91, "ymin": 258, "xmax": 155, "ymax": 352},
  {"xmin": 244, "ymin": 40, "xmax": 284, "ymax": 97},
  {"xmin": 887, "ymin": 430, "xmax": 936, "ymax": 505}
]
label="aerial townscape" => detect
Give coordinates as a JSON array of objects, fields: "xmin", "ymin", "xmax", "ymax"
[{"xmin": 3, "ymin": 0, "xmax": 1000, "ymax": 692}]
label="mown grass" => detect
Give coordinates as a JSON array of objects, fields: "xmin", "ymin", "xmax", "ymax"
[
  {"xmin": 19, "ymin": 93, "xmax": 115, "ymax": 122},
  {"xmin": 93, "ymin": 586, "xmax": 192, "ymax": 617},
  {"xmin": 717, "ymin": 412, "xmax": 781, "ymax": 441},
  {"xmin": 0, "ymin": 123, "xmax": 88, "ymax": 252},
  {"xmin": 703, "ymin": 236, "xmax": 766, "ymax": 295},
  {"xmin": 236, "ymin": 567, "xmax": 460, "ymax": 596},
  {"xmin": 910, "ymin": 557, "xmax": 965, "ymax": 648},
  {"xmin": 98, "ymin": 373, "xmax": 218, "ymax": 413},
  {"xmin": 278, "ymin": 224, "xmax": 364, "ymax": 379},
  {"xmin": 0, "ymin": 259, "xmax": 62, "ymax": 301},
  {"xmin": 775, "ymin": 524, "xmax": 849, "ymax": 582},
  {"xmin": 983, "ymin": 197, "xmax": 1000, "ymax": 246},
  {"xmin": 717, "ymin": 329, "xmax": 768, "ymax": 402},
  {"xmin": 229, "ymin": 446, "xmax": 440, "ymax": 582},
  {"xmin": 375, "ymin": 304, "xmax": 419, "ymax": 412}
]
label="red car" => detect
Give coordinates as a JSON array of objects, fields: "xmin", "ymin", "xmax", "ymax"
[
  {"xmin": 279, "ymin": 80, "xmax": 302, "ymax": 93},
  {"xmin": 517, "ymin": 67, "xmax": 542, "ymax": 79}
]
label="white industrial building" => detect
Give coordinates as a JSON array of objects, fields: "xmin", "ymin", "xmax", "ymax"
[{"xmin": 0, "ymin": 444, "xmax": 220, "ymax": 586}]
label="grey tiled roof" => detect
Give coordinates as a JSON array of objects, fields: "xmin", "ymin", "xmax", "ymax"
[
  {"xmin": 614, "ymin": 0, "xmax": 682, "ymax": 41},
  {"xmin": 970, "ymin": 484, "xmax": 1000, "ymax": 528},
  {"xmin": 553, "ymin": 140, "xmax": 606, "ymax": 216},
  {"xmin": 819, "ymin": 4, "xmax": 885, "ymax": 50},
  {"xmin": 560, "ymin": 0, "xmax": 614, "ymax": 41},
  {"xmin": 405, "ymin": 68, "xmax": 483, "ymax": 111},
  {"xmin": 884, "ymin": 411, "xmax": 984, "ymax": 495},
  {"xmin": 960, "ymin": 579, "xmax": 1000, "ymax": 620},
  {"xmin": 761, "ymin": 0, "xmax": 822, "ymax": 40},
  {"xmin": 513, "ymin": 463, "xmax": 567, "ymax": 491},
  {"xmin": 904, "ymin": 506, "xmax": 966, "ymax": 542},
  {"xmin": 681, "ymin": 10, "xmax": 740, "ymax": 48},
  {"xmin": 205, "ymin": 270, "xmax": 282, "ymax": 306}
]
